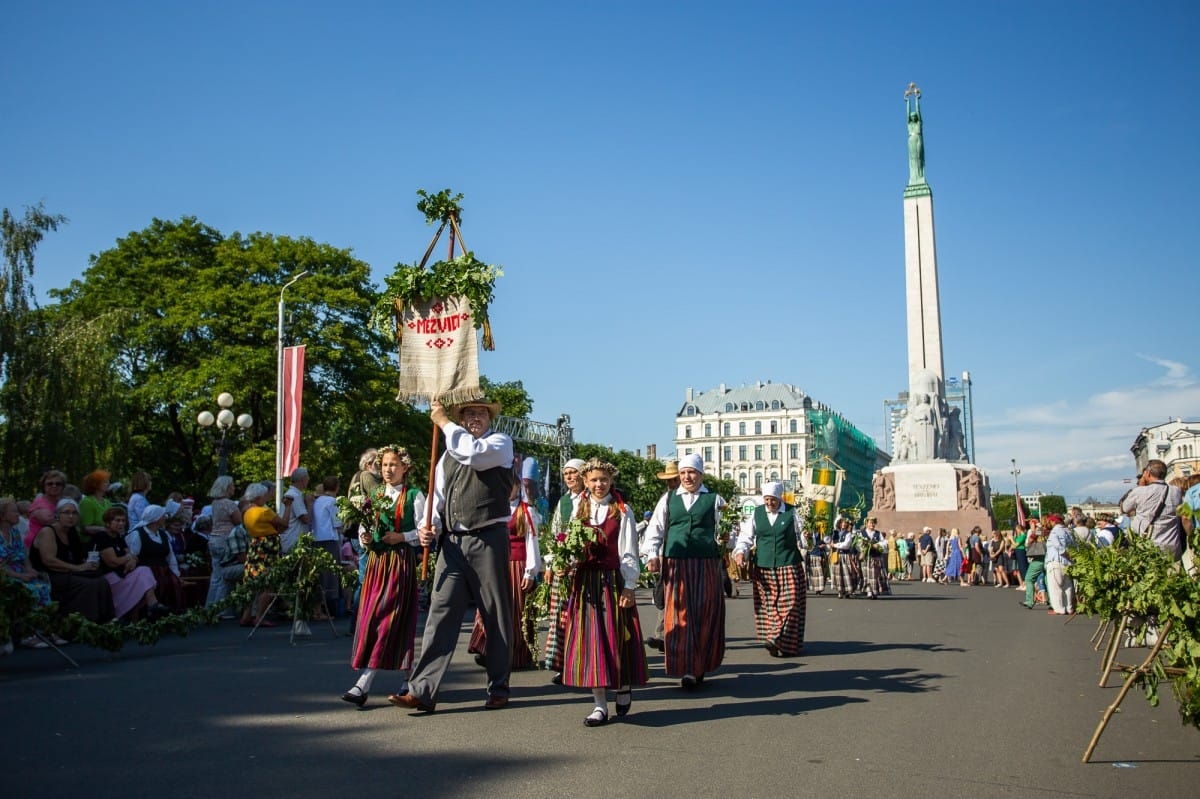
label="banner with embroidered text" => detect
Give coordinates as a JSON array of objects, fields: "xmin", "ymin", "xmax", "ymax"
[{"xmin": 395, "ymin": 295, "xmax": 481, "ymax": 404}]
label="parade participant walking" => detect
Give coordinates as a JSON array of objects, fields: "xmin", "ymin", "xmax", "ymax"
[
  {"xmin": 733, "ymin": 481, "xmax": 806, "ymax": 656},
  {"xmin": 805, "ymin": 527, "xmax": 828, "ymax": 594},
  {"xmin": 544, "ymin": 457, "xmax": 588, "ymax": 680},
  {"xmin": 830, "ymin": 519, "xmax": 860, "ymax": 598},
  {"xmin": 642, "ymin": 460, "xmax": 681, "ymax": 651},
  {"xmin": 641, "ymin": 454, "xmax": 726, "ymax": 690},
  {"xmin": 392, "ymin": 397, "xmax": 516, "ymax": 713},
  {"xmin": 562, "ymin": 458, "xmax": 647, "ymax": 726},
  {"xmin": 860, "ymin": 517, "xmax": 889, "ymax": 598},
  {"xmin": 342, "ymin": 446, "xmax": 425, "ymax": 708}
]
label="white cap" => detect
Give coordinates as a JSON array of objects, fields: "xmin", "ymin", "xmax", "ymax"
[
  {"xmin": 564, "ymin": 458, "xmax": 586, "ymax": 472},
  {"xmin": 761, "ymin": 481, "xmax": 784, "ymax": 501},
  {"xmin": 679, "ymin": 454, "xmax": 704, "ymax": 474}
]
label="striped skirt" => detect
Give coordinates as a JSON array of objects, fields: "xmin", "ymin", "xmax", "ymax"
[
  {"xmin": 806, "ymin": 552, "xmax": 827, "ymax": 593},
  {"xmin": 751, "ymin": 564, "xmax": 806, "ymax": 655},
  {"xmin": 542, "ymin": 569, "xmax": 569, "ymax": 671},
  {"xmin": 662, "ymin": 557, "xmax": 726, "ymax": 678},
  {"xmin": 863, "ymin": 552, "xmax": 889, "ymax": 595},
  {"xmin": 561, "ymin": 568, "xmax": 647, "ymax": 688},
  {"xmin": 468, "ymin": 560, "xmax": 535, "ymax": 669},
  {"xmin": 830, "ymin": 551, "xmax": 860, "ymax": 595},
  {"xmin": 350, "ymin": 547, "xmax": 418, "ymax": 671}
]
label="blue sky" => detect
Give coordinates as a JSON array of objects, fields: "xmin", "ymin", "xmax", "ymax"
[{"xmin": 4, "ymin": 1, "xmax": 1198, "ymax": 502}]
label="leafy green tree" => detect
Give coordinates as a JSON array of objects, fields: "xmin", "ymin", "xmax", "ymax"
[
  {"xmin": 0, "ymin": 202, "xmax": 67, "ymax": 377},
  {"xmin": 47, "ymin": 217, "xmax": 427, "ymax": 497},
  {"xmin": 1038, "ymin": 494, "xmax": 1067, "ymax": 517},
  {"xmin": 992, "ymin": 494, "xmax": 1017, "ymax": 529},
  {"xmin": 479, "ymin": 376, "xmax": 533, "ymax": 419}
]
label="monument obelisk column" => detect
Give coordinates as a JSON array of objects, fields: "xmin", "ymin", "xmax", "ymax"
[{"xmin": 902, "ymin": 82, "xmax": 945, "ymax": 393}]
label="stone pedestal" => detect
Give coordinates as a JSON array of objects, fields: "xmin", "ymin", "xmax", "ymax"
[{"xmin": 868, "ymin": 463, "xmax": 996, "ymax": 533}]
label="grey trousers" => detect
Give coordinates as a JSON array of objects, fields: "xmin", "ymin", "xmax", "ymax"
[{"xmin": 407, "ymin": 522, "xmax": 513, "ymax": 707}]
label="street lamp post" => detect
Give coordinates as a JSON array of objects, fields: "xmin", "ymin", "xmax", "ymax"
[
  {"xmin": 197, "ymin": 393, "xmax": 253, "ymax": 477},
  {"xmin": 276, "ymin": 270, "xmax": 312, "ymax": 509}
]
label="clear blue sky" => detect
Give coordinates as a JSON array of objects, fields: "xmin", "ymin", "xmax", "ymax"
[{"xmin": 4, "ymin": 1, "xmax": 1198, "ymax": 502}]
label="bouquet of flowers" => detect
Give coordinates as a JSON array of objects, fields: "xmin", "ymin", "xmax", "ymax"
[
  {"xmin": 336, "ymin": 489, "xmax": 385, "ymax": 543},
  {"xmin": 543, "ymin": 517, "xmax": 599, "ymax": 580},
  {"xmin": 717, "ymin": 502, "xmax": 742, "ymax": 546}
]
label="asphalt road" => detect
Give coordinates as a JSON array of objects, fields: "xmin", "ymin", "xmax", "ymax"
[{"xmin": 3, "ymin": 578, "xmax": 1197, "ymax": 799}]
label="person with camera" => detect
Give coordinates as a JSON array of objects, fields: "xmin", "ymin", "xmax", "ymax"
[{"xmin": 1120, "ymin": 459, "xmax": 1184, "ymax": 561}]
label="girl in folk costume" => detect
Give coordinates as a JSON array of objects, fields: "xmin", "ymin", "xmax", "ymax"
[
  {"xmin": 467, "ymin": 476, "xmax": 544, "ymax": 669},
  {"xmin": 733, "ymin": 482, "xmax": 807, "ymax": 657},
  {"xmin": 640, "ymin": 453, "xmax": 726, "ymax": 690},
  {"xmin": 562, "ymin": 458, "xmax": 648, "ymax": 726},
  {"xmin": 544, "ymin": 457, "xmax": 588, "ymax": 681},
  {"xmin": 342, "ymin": 446, "xmax": 425, "ymax": 708},
  {"xmin": 830, "ymin": 519, "xmax": 860, "ymax": 599},
  {"xmin": 860, "ymin": 517, "xmax": 890, "ymax": 598}
]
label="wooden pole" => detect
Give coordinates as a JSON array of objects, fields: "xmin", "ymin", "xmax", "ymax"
[
  {"xmin": 419, "ymin": 214, "xmax": 459, "ymax": 582},
  {"xmin": 1098, "ymin": 615, "xmax": 1127, "ymax": 687},
  {"xmin": 1083, "ymin": 618, "xmax": 1174, "ymax": 763}
]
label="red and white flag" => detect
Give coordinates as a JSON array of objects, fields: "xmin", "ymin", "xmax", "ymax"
[
  {"xmin": 281, "ymin": 345, "xmax": 305, "ymax": 477},
  {"xmin": 1015, "ymin": 494, "xmax": 1028, "ymax": 529}
]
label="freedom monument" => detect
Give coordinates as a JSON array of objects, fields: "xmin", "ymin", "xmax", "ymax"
[{"xmin": 870, "ymin": 84, "xmax": 995, "ymax": 533}]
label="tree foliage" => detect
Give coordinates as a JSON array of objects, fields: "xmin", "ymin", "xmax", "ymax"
[{"xmin": 0, "ymin": 202, "xmax": 68, "ymax": 376}]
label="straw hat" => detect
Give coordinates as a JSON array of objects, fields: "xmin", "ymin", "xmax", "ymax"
[
  {"xmin": 450, "ymin": 397, "xmax": 502, "ymax": 421},
  {"xmin": 656, "ymin": 461, "xmax": 680, "ymax": 480}
]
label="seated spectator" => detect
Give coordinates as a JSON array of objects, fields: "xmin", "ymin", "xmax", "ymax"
[
  {"xmin": 2, "ymin": 497, "xmax": 54, "ymax": 652},
  {"xmin": 95, "ymin": 507, "xmax": 169, "ymax": 620},
  {"xmin": 125, "ymin": 504, "xmax": 185, "ymax": 611},
  {"xmin": 79, "ymin": 469, "xmax": 114, "ymax": 545},
  {"xmin": 204, "ymin": 476, "xmax": 243, "ymax": 612},
  {"xmin": 241, "ymin": 483, "xmax": 287, "ymax": 627},
  {"xmin": 30, "ymin": 499, "xmax": 115, "ymax": 624},
  {"xmin": 25, "ymin": 469, "xmax": 67, "ymax": 549}
]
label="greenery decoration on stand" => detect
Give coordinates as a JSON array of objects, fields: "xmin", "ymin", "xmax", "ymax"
[
  {"xmin": 1067, "ymin": 519, "xmax": 1200, "ymax": 760},
  {"xmin": 1, "ymin": 535, "xmax": 358, "ymax": 654}
]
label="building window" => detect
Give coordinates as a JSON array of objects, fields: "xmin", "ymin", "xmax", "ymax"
[
  {"xmin": 704, "ymin": 423, "xmax": 711, "ymax": 437},
  {"xmin": 725, "ymin": 403, "xmax": 734, "ymax": 412},
  {"xmin": 739, "ymin": 473, "xmax": 747, "ymax": 488},
  {"xmin": 723, "ymin": 422, "xmax": 731, "ymax": 436},
  {"xmin": 754, "ymin": 445, "xmax": 763, "ymax": 460},
  {"xmin": 739, "ymin": 422, "xmax": 746, "ymax": 435},
  {"xmin": 755, "ymin": 401, "xmax": 765, "ymax": 411},
  {"xmin": 754, "ymin": 421, "xmax": 762, "ymax": 435},
  {"xmin": 789, "ymin": 419, "xmax": 798, "ymax": 433},
  {"xmin": 755, "ymin": 472, "xmax": 763, "ymax": 488},
  {"xmin": 724, "ymin": 473, "xmax": 733, "ymax": 481},
  {"xmin": 703, "ymin": 447, "xmax": 712, "ymax": 462},
  {"xmin": 770, "ymin": 471, "xmax": 779, "ymax": 480},
  {"xmin": 771, "ymin": 400, "xmax": 781, "ymax": 410},
  {"xmin": 685, "ymin": 425, "xmax": 692, "ymax": 439},
  {"xmin": 790, "ymin": 471, "xmax": 798, "ymax": 485},
  {"xmin": 770, "ymin": 445, "xmax": 779, "ymax": 460},
  {"xmin": 770, "ymin": 421, "xmax": 778, "ymax": 434},
  {"xmin": 789, "ymin": 443, "xmax": 799, "ymax": 459},
  {"xmin": 738, "ymin": 445, "xmax": 747, "ymax": 460},
  {"xmin": 684, "ymin": 405, "xmax": 696, "ymax": 416},
  {"xmin": 723, "ymin": 446, "xmax": 732, "ymax": 461},
  {"xmin": 684, "ymin": 448, "xmax": 692, "ymax": 456}
]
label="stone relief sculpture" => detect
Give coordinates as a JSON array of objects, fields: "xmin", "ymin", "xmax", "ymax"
[{"xmin": 872, "ymin": 471, "xmax": 896, "ymax": 511}]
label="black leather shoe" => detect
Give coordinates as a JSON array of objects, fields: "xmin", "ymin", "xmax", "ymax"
[
  {"xmin": 583, "ymin": 708, "xmax": 608, "ymax": 727},
  {"xmin": 341, "ymin": 690, "xmax": 367, "ymax": 708},
  {"xmin": 484, "ymin": 694, "xmax": 509, "ymax": 710},
  {"xmin": 644, "ymin": 636, "xmax": 664, "ymax": 651},
  {"xmin": 550, "ymin": 672, "xmax": 563, "ymax": 685},
  {"xmin": 615, "ymin": 690, "xmax": 632, "ymax": 717}
]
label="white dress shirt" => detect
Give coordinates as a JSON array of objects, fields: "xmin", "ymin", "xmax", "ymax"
[
  {"xmin": 639, "ymin": 484, "xmax": 725, "ymax": 560},
  {"xmin": 428, "ymin": 422, "xmax": 514, "ymax": 532}
]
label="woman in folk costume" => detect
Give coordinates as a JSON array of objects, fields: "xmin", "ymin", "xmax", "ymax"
[
  {"xmin": 804, "ymin": 528, "xmax": 828, "ymax": 594},
  {"xmin": 544, "ymin": 457, "xmax": 587, "ymax": 682},
  {"xmin": 467, "ymin": 471, "xmax": 543, "ymax": 669},
  {"xmin": 641, "ymin": 453, "xmax": 726, "ymax": 690},
  {"xmin": 733, "ymin": 482, "xmax": 807, "ymax": 657},
  {"xmin": 860, "ymin": 517, "xmax": 889, "ymax": 599},
  {"xmin": 342, "ymin": 445, "xmax": 425, "ymax": 708},
  {"xmin": 562, "ymin": 458, "xmax": 647, "ymax": 726},
  {"xmin": 830, "ymin": 519, "xmax": 860, "ymax": 599}
]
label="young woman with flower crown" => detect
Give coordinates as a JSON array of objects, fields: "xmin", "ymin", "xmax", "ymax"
[
  {"xmin": 561, "ymin": 458, "xmax": 647, "ymax": 726},
  {"xmin": 341, "ymin": 445, "xmax": 426, "ymax": 708}
]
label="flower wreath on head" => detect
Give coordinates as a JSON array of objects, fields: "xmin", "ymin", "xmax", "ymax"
[{"xmin": 576, "ymin": 458, "xmax": 628, "ymax": 522}]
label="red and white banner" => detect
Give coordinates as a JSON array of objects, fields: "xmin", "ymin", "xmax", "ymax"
[{"xmin": 281, "ymin": 345, "xmax": 305, "ymax": 477}]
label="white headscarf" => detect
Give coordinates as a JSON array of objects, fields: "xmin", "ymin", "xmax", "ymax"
[
  {"xmin": 761, "ymin": 481, "xmax": 785, "ymax": 501},
  {"xmin": 679, "ymin": 454, "xmax": 704, "ymax": 474}
]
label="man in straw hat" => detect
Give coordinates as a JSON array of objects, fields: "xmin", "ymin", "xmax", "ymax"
[
  {"xmin": 392, "ymin": 397, "xmax": 516, "ymax": 713},
  {"xmin": 640, "ymin": 454, "xmax": 726, "ymax": 689},
  {"xmin": 543, "ymin": 456, "xmax": 588, "ymax": 682}
]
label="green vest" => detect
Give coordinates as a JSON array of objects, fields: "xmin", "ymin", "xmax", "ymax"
[
  {"xmin": 664, "ymin": 491, "xmax": 720, "ymax": 559},
  {"xmin": 375, "ymin": 486, "xmax": 418, "ymax": 552},
  {"xmin": 751, "ymin": 504, "xmax": 801, "ymax": 568},
  {"xmin": 557, "ymin": 493, "xmax": 574, "ymax": 526}
]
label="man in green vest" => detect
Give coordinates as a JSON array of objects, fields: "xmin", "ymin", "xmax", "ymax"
[
  {"xmin": 641, "ymin": 454, "xmax": 726, "ymax": 689},
  {"xmin": 733, "ymin": 481, "xmax": 807, "ymax": 656}
]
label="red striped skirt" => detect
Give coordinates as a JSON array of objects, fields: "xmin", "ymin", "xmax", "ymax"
[
  {"xmin": 468, "ymin": 560, "xmax": 535, "ymax": 669},
  {"xmin": 561, "ymin": 568, "xmax": 647, "ymax": 688},
  {"xmin": 350, "ymin": 547, "xmax": 418, "ymax": 670},
  {"xmin": 662, "ymin": 557, "xmax": 726, "ymax": 678},
  {"xmin": 750, "ymin": 564, "xmax": 806, "ymax": 655}
]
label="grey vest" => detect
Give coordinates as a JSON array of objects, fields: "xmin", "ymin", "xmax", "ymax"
[{"xmin": 442, "ymin": 451, "xmax": 514, "ymax": 531}]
